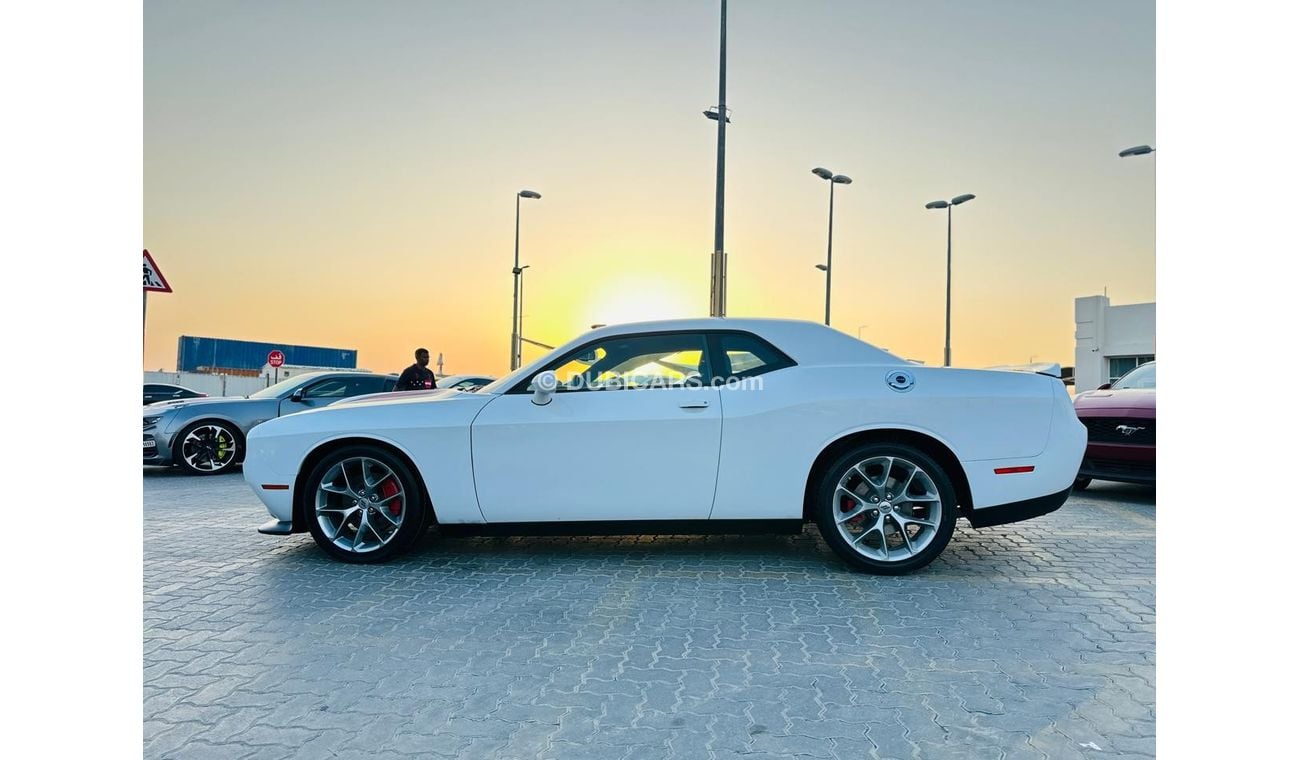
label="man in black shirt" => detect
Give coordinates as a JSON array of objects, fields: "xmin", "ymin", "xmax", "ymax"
[{"xmin": 397, "ymin": 348, "xmax": 437, "ymax": 391}]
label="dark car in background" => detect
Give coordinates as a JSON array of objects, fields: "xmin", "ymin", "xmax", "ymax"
[
  {"xmin": 1072, "ymin": 361, "xmax": 1155, "ymax": 489},
  {"xmin": 144, "ymin": 371, "xmax": 397, "ymax": 475},
  {"xmin": 144, "ymin": 383, "xmax": 206, "ymax": 405}
]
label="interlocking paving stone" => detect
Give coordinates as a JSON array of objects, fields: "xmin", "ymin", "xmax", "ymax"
[{"xmin": 144, "ymin": 467, "xmax": 1155, "ymax": 758}]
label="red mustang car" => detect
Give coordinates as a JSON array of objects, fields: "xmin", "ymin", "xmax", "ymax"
[{"xmin": 1072, "ymin": 361, "xmax": 1155, "ymax": 489}]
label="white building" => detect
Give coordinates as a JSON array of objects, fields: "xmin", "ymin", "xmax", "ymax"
[
  {"xmin": 260, "ymin": 363, "xmax": 373, "ymax": 381},
  {"xmin": 1074, "ymin": 295, "xmax": 1155, "ymax": 392}
]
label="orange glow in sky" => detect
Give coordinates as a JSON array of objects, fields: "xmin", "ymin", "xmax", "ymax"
[{"xmin": 145, "ymin": 1, "xmax": 1153, "ymax": 376}]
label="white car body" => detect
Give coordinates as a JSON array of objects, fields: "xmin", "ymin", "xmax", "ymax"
[{"xmin": 245, "ymin": 318, "xmax": 1084, "ymax": 546}]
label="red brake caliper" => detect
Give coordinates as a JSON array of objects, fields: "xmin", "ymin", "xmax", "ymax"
[{"xmin": 381, "ymin": 479, "xmax": 402, "ymax": 516}]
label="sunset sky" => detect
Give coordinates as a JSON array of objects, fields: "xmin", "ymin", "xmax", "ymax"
[{"xmin": 144, "ymin": 0, "xmax": 1154, "ymax": 376}]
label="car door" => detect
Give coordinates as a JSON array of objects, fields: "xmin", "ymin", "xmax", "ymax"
[
  {"xmin": 279, "ymin": 376, "xmax": 386, "ymax": 415},
  {"xmin": 471, "ymin": 331, "xmax": 722, "ymax": 523}
]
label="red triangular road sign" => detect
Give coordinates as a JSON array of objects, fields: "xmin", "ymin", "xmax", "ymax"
[{"xmin": 144, "ymin": 249, "xmax": 172, "ymax": 293}]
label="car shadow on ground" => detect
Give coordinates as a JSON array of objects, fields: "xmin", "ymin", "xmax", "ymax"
[
  {"xmin": 1076, "ymin": 481, "xmax": 1156, "ymax": 506},
  {"xmin": 267, "ymin": 527, "xmax": 854, "ymax": 574},
  {"xmin": 143, "ymin": 466, "xmax": 243, "ymax": 478}
]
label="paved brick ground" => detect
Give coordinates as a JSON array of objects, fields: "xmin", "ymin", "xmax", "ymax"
[{"xmin": 144, "ymin": 469, "xmax": 1154, "ymax": 759}]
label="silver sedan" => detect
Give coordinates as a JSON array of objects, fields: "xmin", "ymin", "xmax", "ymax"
[{"xmin": 144, "ymin": 371, "xmax": 397, "ymax": 475}]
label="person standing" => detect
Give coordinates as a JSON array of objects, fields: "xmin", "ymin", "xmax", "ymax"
[{"xmin": 397, "ymin": 348, "xmax": 437, "ymax": 391}]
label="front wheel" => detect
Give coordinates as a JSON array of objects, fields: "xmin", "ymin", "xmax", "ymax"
[
  {"xmin": 176, "ymin": 421, "xmax": 241, "ymax": 475},
  {"xmin": 305, "ymin": 446, "xmax": 427, "ymax": 563},
  {"xmin": 813, "ymin": 443, "xmax": 958, "ymax": 575},
  {"xmin": 1073, "ymin": 475, "xmax": 1092, "ymax": 491}
]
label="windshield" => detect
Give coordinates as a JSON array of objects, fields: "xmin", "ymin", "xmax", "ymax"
[
  {"xmin": 247, "ymin": 374, "xmax": 315, "ymax": 399},
  {"xmin": 1113, "ymin": 362, "xmax": 1155, "ymax": 390}
]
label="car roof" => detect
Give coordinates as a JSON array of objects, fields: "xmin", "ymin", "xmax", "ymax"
[
  {"xmin": 572, "ymin": 318, "xmax": 901, "ymax": 367},
  {"xmin": 290, "ymin": 370, "xmax": 399, "ymax": 381}
]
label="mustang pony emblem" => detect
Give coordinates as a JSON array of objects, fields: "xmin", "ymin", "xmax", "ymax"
[{"xmin": 1115, "ymin": 424, "xmax": 1146, "ymax": 437}]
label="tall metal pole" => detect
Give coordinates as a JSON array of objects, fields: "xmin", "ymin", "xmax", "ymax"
[
  {"xmin": 519, "ymin": 267, "xmax": 526, "ymax": 355},
  {"xmin": 824, "ymin": 181, "xmax": 834, "ymax": 326},
  {"xmin": 511, "ymin": 194, "xmax": 521, "ymax": 371},
  {"xmin": 709, "ymin": 0, "xmax": 728, "ymax": 317},
  {"xmin": 944, "ymin": 205, "xmax": 952, "ymax": 367}
]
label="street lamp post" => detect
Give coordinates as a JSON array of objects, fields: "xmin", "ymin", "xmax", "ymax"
[
  {"xmin": 517, "ymin": 264, "xmax": 531, "ymax": 360},
  {"xmin": 511, "ymin": 190, "xmax": 541, "ymax": 371},
  {"xmin": 704, "ymin": 0, "xmax": 729, "ymax": 317},
  {"xmin": 925, "ymin": 193, "xmax": 976, "ymax": 367},
  {"xmin": 812, "ymin": 168, "xmax": 852, "ymax": 326}
]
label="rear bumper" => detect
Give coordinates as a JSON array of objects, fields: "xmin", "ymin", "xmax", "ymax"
[
  {"xmin": 967, "ymin": 486, "xmax": 1071, "ymax": 528},
  {"xmin": 962, "ymin": 379, "xmax": 1086, "ymax": 525}
]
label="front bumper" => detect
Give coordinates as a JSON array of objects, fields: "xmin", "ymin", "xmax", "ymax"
[
  {"xmin": 1079, "ymin": 447, "xmax": 1156, "ymax": 485},
  {"xmin": 1078, "ymin": 421, "xmax": 1156, "ymax": 485},
  {"xmin": 143, "ymin": 427, "xmax": 173, "ymax": 465}
]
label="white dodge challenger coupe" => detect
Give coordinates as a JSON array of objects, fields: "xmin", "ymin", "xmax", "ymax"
[{"xmin": 244, "ymin": 318, "xmax": 1085, "ymax": 574}]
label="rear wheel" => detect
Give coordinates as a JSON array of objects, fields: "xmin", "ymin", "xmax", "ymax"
[
  {"xmin": 814, "ymin": 443, "xmax": 958, "ymax": 575},
  {"xmin": 1073, "ymin": 475, "xmax": 1092, "ymax": 491},
  {"xmin": 304, "ymin": 446, "xmax": 427, "ymax": 563}
]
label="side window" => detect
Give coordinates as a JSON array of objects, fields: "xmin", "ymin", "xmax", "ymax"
[
  {"xmin": 523, "ymin": 333, "xmax": 709, "ymax": 392},
  {"xmin": 353, "ymin": 376, "xmax": 390, "ymax": 395},
  {"xmin": 302, "ymin": 378, "xmax": 356, "ymax": 399},
  {"xmin": 714, "ymin": 332, "xmax": 795, "ymax": 380},
  {"xmin": 383, "ymin": 377, "xmax": 397, "ymax": 392}
]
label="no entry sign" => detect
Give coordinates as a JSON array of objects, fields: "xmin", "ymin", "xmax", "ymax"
[{"xmin": 267, "ymin": 350, "xmax": 285, "ymax": 368}]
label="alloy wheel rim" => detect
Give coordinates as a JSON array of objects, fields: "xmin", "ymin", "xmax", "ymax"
[
  {"xmin": 181, "ymin": 424, "xmax": 237, "ymax": 472},
  {"xmin": 315, "ymin": 457, "xmax": 406, "ymax": 553},
  {"xmin": 833, "ymin": 455, "xmax": 942, "ymax": 562}
]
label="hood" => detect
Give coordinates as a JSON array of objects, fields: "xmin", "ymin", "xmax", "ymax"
[
  {"xmin": 300, "ymin": 387, "xmax": 485, "ymax": 413},
  {"xmin": 1073, "ymin": 387, "xmax": 1156, "ymax": 413},
  {"xmin": 332, "ymin": 388, "xmax": 465, "ymax": 406},
  {"xmin": 143, "ymin": 396, "xmax": 267, "ymax": 413}
]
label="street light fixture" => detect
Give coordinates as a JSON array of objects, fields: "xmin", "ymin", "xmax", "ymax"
[
  {"xmin": 925, "ymin": 193, "xmax": 976, "ymax": 367},
  {"xmin": 511, "ymin": 190, "xmax": 541, "ymax": 371},
  {"xmin": 812, "ymin": 167, "xmax": 852, "ymax": 326},
  {"xmin": 1118, "ymin": 145, "xmax": 1155, "ymax": 158}
]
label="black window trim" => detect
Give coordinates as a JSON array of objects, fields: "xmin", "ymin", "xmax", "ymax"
[
  {"xmin": 505, "ymin": 329, "xmax": 797, "ymax": 395},
  {"xmin": 705, "ymin": 330, "xmax": 797, "ymax": 381}
]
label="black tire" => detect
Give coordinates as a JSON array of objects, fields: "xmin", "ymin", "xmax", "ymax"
[
  {"xmin": 813, "ymin": 442, "xmax": 958, "ymax": 575},
  {"xmin": 1073, "ymin": 475, "xmax": 1092, "ymax": 491},
  {"xmin": 304, "ymin": 445, "xmax": 427, "ymax": 563},
  {"xmin": 174, "ymin": 420, "xmax": 242, "ymax": 476}
]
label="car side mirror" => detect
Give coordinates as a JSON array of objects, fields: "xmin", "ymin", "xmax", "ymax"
[
  {"xmin": 531, "ymin": 371, "xmax": 558, "ymax": 406},
  {"xmin": 290, "ymin": 390, "xmax": 305, "ymax": 402},
  {"xmin": 1096, "ymin": 383, "xmax": 1112, "ymax": 391}
]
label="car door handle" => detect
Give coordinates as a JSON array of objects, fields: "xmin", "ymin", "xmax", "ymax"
[{"xmin": 679, "ymin": 401, "xmax": 710, "ymax": 409}]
